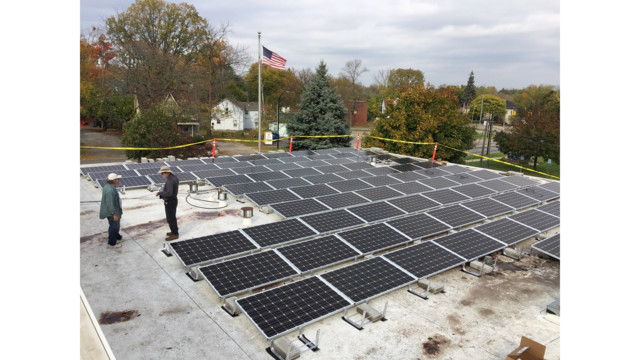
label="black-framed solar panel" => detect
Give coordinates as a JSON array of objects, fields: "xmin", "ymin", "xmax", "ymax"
[
  {"xmin": 169, "ymin": 230, "xmax": 258, "ymax": 267},
  {"xmin": 492, "ymin": 191, "xmax": 540, "ymax": 210},
  {"xmin": 414, "ymin": 167, "xmax": 452, "ymax": 177},
  {"xmin": 250, "ymin": 158, "xmax": 285, "ymax": 166},
  {"xmin": 277, "ymin": 235, "xmax": 361, "ymax": 272},
  {"xmin": 328, "ymin": 179, "xmax": 373, "ymax": 192},
  {"xmin": 383, "ymin": 241, "xmax": 466, "ymax": 278},
  {"xmin": 517, "ymin": 186, "xmax": 559, "ymax": 202},
  {"xmin": 444, "ymin": 173, "xmax": 483, "ymax": 185},
  {"xmin": 532, "ymin": 233, "xmax": 560, "ymax": 260},
  {"xmin": 289, "ymin": 184, "xmax": 339, "ymax": 199},
  {"xmin": 164, "ymin": 159, "xmax": 206, "ymax": 167},
  {"xmin": 277, "ymin": 156, "xmax": 309, "ymax": 163},
  {"xmin": 508, "ymin": 209, "xmax": 560, "ymax": 232},
  {"xmin": 233, "ymin": 154, "xmax": 267, "ymax": 161},
  {"xmin": 210, "ymin": 156, "xmax": 238, "ymax": 163},
  {"xmin": 232, "ymin": 165, "xmax": 272, "ymax": 175},
  {"xmin": 360, "ymin": 175, "xmax": 403, "ymax": 187},
  {"xmin": 191, "ymin": 168, "xmax": 236, "ymax": 179},
  {"xmin": 439, "ymin": 165, "xmax": 469, "ymax": 174},
  {"xmin": 433, "ymin": 229, "xmax": 507, "ymax": 261},
  {"xmin": 363, "ymin": 167, "xmax": 400, "ymax": 176},
  {"xmin": 417, "ymin": 177, "xmax": 461, "ymax": 189},
  {"xmin": 245, "ymin": 189, "xmax": 301, "ymax": 206},
  {"xmin": 426, "ymin": 204, "xmax": 486, "ymax": 229},
  {"xmin": 241, "ymin": 218, "xmax": 317, "ymax": 247},
  {"xmin": 300, "ymin": 209, "xmax": 365, "ymax": 233},
  {"xmin": 134, "ymin": 167, "xmax": 181, "ymax": 176},
  {"xmin": 200, "ymin": 250, "xmax": 299, "ymax": 298},
  {"xmin": 81, "ymin": 164, "xmax": 128, "ymax": 175},
  {"xmin": 392, "ymin": 157, "xmax": 418, "ymax": 164},
  {"xmin": 302, "ymin": 173, "xmax": 345, "ymax": 185},
  {"xmin": 314, "ymin": 164, "xmax": 350, "ymax": 174},
  {"xmin": 387, "ymin": 194, "xmax": 441, "ymax": 213},
  {"xmin": 87, "ymin": 169, "xmax": 139, "ymax": 181},
  {"xmin": 262, "ymin": 152, "xmax": 292, "ymax": 159},
  {"xmin": 205, "ymin": 174, "xmax": 253, "ymax": 187},
  {"xmin": 413, "ymin": 161, "xmax": 442, "ymax": 169},
  {"xmin": 538, "ymin": 181, "xmax": 560, "ymax": 194},
  {"xmin": 270, "ymin": 198, "xmax": 331, "ymax": 218},
  {"xmin": 223, "ymin": 182, "xmax": 275, "ymax": 196},
  {"xmin": 215, "ymin": 161, "xmax": 255, "ymax": 169},
  {"xmin": 264, "ymin": 162, "xmax": 303, "ymax": 172},
  {"xmin": 320, "ymin": 257, "xmax": 415, "ymax": 303},
  {"xmin": 305, "ymin": 154, "xmax": 335, "ymax": 160},
  {"xmin": 235, "ymin": 276, "xmax": 351, "ymax": 340},
  {"xmin": 388, "ymin": 171, "xmax": 429, "ymax": 182},
  {"xmin": 386, "ymin": 213, "xmax": 451, "ymax": 240},
  {"xmin": 297, "ymin": 160, "xmax": 331, "ymax": 168},
  {"xmin": 265, "ymin": 177, "xmax": 312, "ymax": 189},
  {"xmin": 355, "ymin": 186, "xmax": 404, "ymax": 202},
  {"xmin": 388, "ymin": 181, "xmax": 432, "ymax": 194},
  {"xmin": 341, "ymin": 162, "xmax": 374, "ymax": 171},
  {"xmin": 450, "ymin": 183, "xmax": 497, "ymax": 199},
  {"xmin": 315, "ymin": 192, "xmax": 370, "ymax": 209},
  {"xmin": 338, "ymin": 223, "xmax": 410, "ymax": 254},
  {"xmin": 466, "ymin": 169, "xmax": 504, "ymax": 180},
  {"xmin": 313, "ymin": 148, "xmax": 341, "ymax": 154},
  {"xmin": 422, "ymin": 188, "xmax": 471, "ymax": 205},
  {"xmin": 477, "ymin": 178, "xmax": 520, "ymax": 192},
  {"xmin": 536, "ymin": 201, "xmax": 560, "ymax": 217},
  {"xmin": 500, "ymin": 175, "xmax": 540, "ymax": 187},
  {"xmin": 459, "ymin": 197, "xmax": 515, "ymax": 218},
  {"xmin": 389, "ymin": 163, "xmax": 422, "ymax": 172},
  {"xmin": 97, "ymin": 176, "xmax": 152, "ymax": 188},
  {"xmin": 245, "ymin": 171, "xmax": 290, "ymax": 182},
  {"xmin": 283, "ymin": 167, "xmax": 322, "ymax": 178},
  {"xmin": 322, "ymin": 157, "xmax": 355, "ymax": 165},
  {"xmin": 473, "ymin": 218, "xmax": 539, "ymax": 246},
  {"xmin": 336, "ymin": 169, "xmax": 376, "ymax": 180},
  {"xmin": 123, "ymin": 162, "xmax": 168, "ymax": 170},
  {"xmin": 346, "ymin": 201, "xmax": 406, "ymax": 223}
]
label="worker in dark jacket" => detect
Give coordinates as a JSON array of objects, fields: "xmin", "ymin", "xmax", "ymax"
[
  {"xmin": 156, "ymin": 165, "xmax": 180, "ymax": 241},
  {"xmin": 99, "ymin": 173, "xmax": 124, "ymax": 249}
]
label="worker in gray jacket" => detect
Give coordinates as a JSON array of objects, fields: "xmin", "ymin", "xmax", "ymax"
[
  {"xmin": 156, "ymin": 165, "xmax": 180, "ymax": 241},
  {"xmin": 99, "ymin": 173, "xmax": 124, "ymax": 249}
]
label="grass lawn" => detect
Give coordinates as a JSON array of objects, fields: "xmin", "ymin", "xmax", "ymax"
[{"xmin": 465, "ymin": 155, "xmax": 560, "ymax": 180}]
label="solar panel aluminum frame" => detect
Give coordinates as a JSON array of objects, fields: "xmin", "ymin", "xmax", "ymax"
[
  {"xmin": 335, "ymin": 223, "xmax": 413, "ymax": 255},
  {"xmin": 472, "ymin": 219, "xmax": 540, "ymax": 247},
  {"xmin": 425, "ymin": 205, "xmax": 487, "ymax": 230},
  {"xmin": 234, "ymin": 276, "xmax": 354, "ymax": 341},
  {"xmin": 298, "ymin": 209, "xmax": 366, "ymax": 234},
  {"xmin": 431, "ymin": 229, "xmax": 508, "ymax": 262},
  {"xmin": 269, "ymin": 198, "xmax": 332, "ymax": 219},
  {"xmin": 382, "ymin": 241, "xmax": 467, "ymax": 279},
  {"xmin": 167, "ymin": 230, "xmax": 261, "ymax": 270},
  {"xmin": 240, "ymin": 218, "xmax": 320, "ymax": 248},
  {"xmin": 276, "ymin": 236, "xmax": 363, "ymax": 275},
  {"xmin": 507, "ymin": 209, "xmax": 560, "ymax": 233}
]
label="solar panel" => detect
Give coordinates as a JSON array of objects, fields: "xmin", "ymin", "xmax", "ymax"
[
  {"xmin": 338, "ymin": 223, "xmax": 410, "ymax": 254},
  {"xmin": 508, "ymin": 209, "xmax": 560, "ymax": 232},
  {"xmin": 392, "ymin": 157, "xmax": 417, "ymax": 164},
  {"xmin": 413, "ymin": 161, "xmax": 442, "ymax": 169},
  {"xmin": 328, "ymin": 179, "xmax": 372, "ymax": 192},
  {"xmin": 242, "ymin": 218, "xmax": 317, "ymax": 247},
  {"xmin": 147, "ymin": 172, "xmax": 197, "ymax": 184},
  {"xmin": 360, "ymin": 175, "xmax": 403, "ymax": 187},
  {"xmin": 265, "ymin": 177, "xmax": 312, "ymax": 189},
  {"xmin": 124, "ymin": 162, "xmax": 168, "ymax": 170},
  {"xmin": 245, "ymin": 189, "xmax": 301, "ymax": 206},
  {"xmin": 165, "ymin": 159, "xmax": 207, "ymax": 167},
  {"xmin": 335, "ymin": 169, "xmax": 376, "ymax": 180},
  {"xmin": 271, "ymin": 198, "xmax": 331, "ymax": 218},
  {"xmin": 264, "ymin": 162, "xmax": 303, "ymax": 172},
  {"xmin": 277, "ymin": 235, "xmax": 360, "ymax": 272},
  {"xmin": 500, "ymin": 175, "xmax": 540, "ymax": 187},
  {"xmin": 191, "ymin": 168, "xmax": 236, "ymax": 179},
  {"xmin": 209, "ymin": 156, "xmax": 238, "ymax": 163},
  {"xmin": 444, "ymin": 173, "xmax": 483, "ymax": 185},
  {"xmin": 235, "ymin": 276, "xmax": 351, "ymax": 340},
  {"xmin": 251, "ymin": 158, "xmax": 285, "ymax": 166},
  {"xmin": 296, "ymin": 160, "xmax": 331, "ymax": 168},
  {"xmin": 215, "ymin": 161, "xmax": 255, "ymax": 169},
  {"xmin": 355, "ymin": 186, "xmax": 404, "ymax": 201},
  {"xmin": 388, "ymin": 181, "xmax": 432, "ymax": 194},
  {"xmin": 300, "ymin": 209, "xmax": 365, "ymax": 233},
  {"xmin": 439, "ymin": 165, "xmax": 469, "ymax": 174},
  {"xmin": 288, "ymin": 150, "xmax": 317, "ymax": 157},
  {"xmin": 261, "ymin": 152, "xmax": 292, "ymax": 159},
  {"xmin": 417, "ymin": 177, "xmax": 461, "ymax": 189},
  {"xmin": 347, "ymin": 201, "xmax": 406, "ymax": 222},
  {"xmin": 341, "ymin": 162, "xmax": 375, "ymax": 171},
  {"xmin": 223, "ymin": 182, "xmax": 274, "ymax": 196},
  {"xmin": 433, "ymin": 229, "xmax": 506, "ymax": 261},
  {"xmin": 473, "ymin": 218, "xmax": 539, "ymax": 246},
  {"xmin": 538, "ymin": 181, "xmax": 560, "ymax": 194},
  {"xmin": 232, "ymin": 165, "xmax": 272, "ymax": 175},
  {"xmin": 532, "ymin": 233, "xmax": 560, "ymax": 260},
  {"xmin": 234, "ymin": 154, "xmax": 267, "ymax": 161},
  {"xmin": 459, "ymin": 197, "xmax": 515, "ymax": 218},
  {"xmin": 305, "ymin": 154, "xmax": 335, "ymax": 160},
  {"xmin": 283, "ymin": 167, "xmax": 322, "ymax": 178},
  {"xmin": 135, "ymin": 167, "xmax": 183, "ymax": 176},
  {"xmin": 389, "ymin": 171, "xmax": 429, "ymax": 182},
  {"xmin": 387, "ymin": 194, "xmax": 441, "ymax": 213},
  {"xmin": 363, "ymin": 167, "xmax": 400, "ymax": 176},
  {"xmin": 536, "ymin": 201, "xmax": 560, "ymax": 217},
  {"xmin": 390, "ymin": 163, "xmax": 422, "ymax": 172},
  {"xmin": 200, "ymin": 250, "xmax": 299, "ymax": 298},
  {"xmin": 313, "ymin": 148, "xmax": 340, "ymax": 154},
  {"xmin": 422, "ymin": 188, "xmax": 471, "ymax": 205},
  {"xmin": 426, "ymin": 204, "xmax": 486, "ymax": 228},
  {"xmin": 465, "ymin": 169, "xmax": 504, "ymax": 180},
  {"xmin": 205, "ymin": 174, "xmax": 253, "ymax": 187},
  {"xmin": 386, "ymin": 213, "xmax": 451, "ymax": 240},
  {"xmin": 81, "ymin": 164, "xmax": 127, "ymax": 175},
  {"xmin": 320, "ymin": 257, "xmax": 415, "ymax": 303},
  {"xmin": 476, "ymin": 178, "xmax": 520, "ymax": 192},
  {"xmin": 315, "ymin": 192, "xmax": 370, "ymax": 209},
  {"xmin": 289, "ymin": 183, "xmax": 339, "ymax": 199},
  {"xmin": 450, "ymin": 183, "xmax": 497, "ymax": 198},
  {"xmin": 245, "ymin": 171, "xmax": 290, "ymax": 182},
  {"xmin": 87, "ymin": 169, "xmax": 139, "ymax": 181},
  {"xmin": 517, "ymin": 186, "xmax": 560, "ymax": 202},
  {"xmin": 383, "ymin": 241, "xmax": 465, "ymax": 278},
  {"xmin": 302, "ymin": 173, "xmax": 345, "ymax": 185},
  {"xmin": 314, "ymin": 164, "xmax": 350, "ymax": 174},
  {"xmin": 278, "ymin": 156, "xmax": 310, "ymax": 163},
  {"xmin": 492, "ymin": 191, "xmax": 540, "ymax": 210},
  {"xmin": 322, "ymin": 157, "xmax": 355, "ymax": 165},
  {"xmin": 414, "ymin": 167, "xmax": 452, "ymax": 178},
  {"xmin": 97, "ymin": 176, "xmax": 152, "ymax": 188},
  {"xmin": 170, "ymin": 230, "xmax": 258, "ymax": 267}
]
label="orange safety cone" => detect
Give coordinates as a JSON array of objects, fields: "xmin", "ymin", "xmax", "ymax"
[{"xmin": 289, "ymin": 135, "xmax": 293, "ymax": 153}]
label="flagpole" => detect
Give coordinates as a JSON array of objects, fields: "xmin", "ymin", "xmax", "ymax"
[{"xmin": 257, "ymin": 31, "xmax": 262, "ymax": 153}]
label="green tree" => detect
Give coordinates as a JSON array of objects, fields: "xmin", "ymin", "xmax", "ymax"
[
  {"xmin": 386, "ymin": 68, "xmax": 424, "ymax": 97},
  {"xmin": 288, "ymin": 61, "xmax": 351, "ymax": 150},
  {"xmin": 364, "ymin": 85, "xmax": 475, "ymax": 163},
  {"xmin": 460, "ymin": 71, "xmax": 476, "ymax": 109},
  {"xmin": 468, "ymin": 94, "xmax": 507, "ymax": 123}
]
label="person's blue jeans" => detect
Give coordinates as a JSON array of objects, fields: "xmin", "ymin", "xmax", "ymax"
[{"xmin": 107, "ymin": 215, "xmax": 121, "ymax": 246}]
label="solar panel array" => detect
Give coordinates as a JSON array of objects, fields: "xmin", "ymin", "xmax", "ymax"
[{"xmin": 532, "ymin": 233, "xmax": 560, "ymax": 260}]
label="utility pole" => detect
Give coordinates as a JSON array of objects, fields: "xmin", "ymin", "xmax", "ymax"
[
  {"xmin": 485, "ymin": 113, "xmax": 494, "ymax": 168},
  {"xmin": 257, "ymin": 32, "xmax": 262, "ymax": 153}
]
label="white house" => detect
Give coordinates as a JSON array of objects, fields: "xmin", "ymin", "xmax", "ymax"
[
  {"xmin": 211, "ymin": 99, "xmax": 259, "ymax": 131},
  {"xmin": 504, "ymin": 100, "xmax": 517, "ymax": 125}
]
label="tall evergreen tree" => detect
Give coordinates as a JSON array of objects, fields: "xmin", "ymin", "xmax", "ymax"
[
  {"xmin": 461, "ymin": 71, "xmax": 476, "ymax": 109},
  {"xmin": 288, "ymin": 61, "xmax": 351, "ymax": 150}
]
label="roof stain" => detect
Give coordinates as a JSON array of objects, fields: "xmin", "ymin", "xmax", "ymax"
[{"xmin": 99, "ymin": 310, "xmax": 140, "ymax": 325}]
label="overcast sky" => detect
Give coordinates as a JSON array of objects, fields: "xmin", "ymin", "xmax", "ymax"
[{"xmin": 80, "ymin": 0, "xmax": 559, "ymax": 89}]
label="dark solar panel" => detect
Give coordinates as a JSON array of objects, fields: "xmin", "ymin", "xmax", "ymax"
[
  {"xmin": 98, "ymin": 176, "xmax": 152, "ymax": 188},
  {"xmin": 389, "ymin": 171, "xmax": 429, "ymax": 182},
  {"xmin": 210, "ymin": 156, "xmax": 238, "ymax": 163},
  {"xmin": 148, "ymin": 172, "xmax": 197, "ymax": 184},
  {"xmin": 387, "ymin": 194, "xmax": 441, "ymax": 213},
  {"xmin": 355, "ymin": 186, "xmax": 404, "ymax": 201},
  {"xmin": 277, "ymin": 235, "xmax": 360, "ymax": 272},
  {"xmin": 265, "ymin": 177, "xmax": 312, "ymax": 190},
  {"xmin": 315, "ymin": 192, "xmax": 370, "ymax": 209},
  {"xmin": 191, "ymin": 168, "xmax": 236, "ymax": 179},
  {"xmin": 264, "ymin": 162, "xmax": 303, "ymax": 171},
  {"xmin": 433, "ymin": 229, "xmax": 506, "ymax": 261},
  {"xmin": 223, "ymin": 182, "xmax": 274, "ymax": 196},
  {"xmin": 508, "ymin": 209, "xmax": 560, "ymax": 232},
  {"xmin": 320, "ymin": 257, "xmax": 415, "ymax": 303},
  {"xmin": 536, "ymin": 201, "xmax": 560, "ymax": 217},
  {"xmin": 492, "ymin": 191, "xmax": 540, "ymax": 210},
  {"xmin": 251, "ymin": 158, "xmax": 285, "ymax": 166},
  {"xmin": 81, "ymin": 164, "xmax": 128, "ymax": 175},
  {"xmin": 124, "ymin": 162, "xmax": 168, "ymax": 170},
  {"xmin": 297, "ymin": 160, "xmax": 331, "ymax": 168},
  {"xmin": 314, "ymin": 164, "xmax": 350, "ymax": 174},
  {"xmin": 439, "ymin": 165, "xmax": 468, "ymax": 174},
  {"xmin": 341, "ymin": 162, "xmax": 375, "ymax": 171},
  {"xmin": 360, "ymin": 175, "xmax": 403, "ymax": 187},
  {"xmin": 302, "ymin": 173, "xmax": 345, "ymax": 185},
  {"xmin": 289, "ymin": 184, "xmax": 339, "ymax": 199},
  {"xmin": 422, "ymin": 188, "xmax": 471, "ymax": 205},
  {"xmin": 242, "ymin": 218, "xmax": 317, "ymax": 247},
  {"xmin": 232, "ymin": 165, "xmax": 272, "ymax": 175},
  {"xmin": 465, "ymin": 169, "xmax": 504, "ymax": 180},
  {"xmin": 313, "ymin": 148, "xmax": 340, "ymax": 154},
  {"xmin": 135, "ymin": 167, "xmax": 183, "ymax": 176},
  {"xmin": 288, "ymin": 150, "xmax": 316, "ymax": 157},
  {"xmin": 335, "ymin": 169, "xmax": 376, "ymax": 180},
  {"xmin": 363, "ymin": 167, "xmax": 400, "ymax": 176},
  {"xmin": 328, "ymin": 179, "xmax": 372, "ymax": 192},
  {"xmin": 174, "ymin": 164, "xmax": 217, "ymax": 172},
  {"xmin": 278, "ymin": 156, "xmax": 310, "ymax": 163},
  {"xmin": 477, "ymin": 178, "xmax": 520, "ymax": 192},
  {"xmin": 412, "ymin": 161, "xmax": 443, "ymax": 169},
  {"xmin": 283, "ymin": 167, "xmax": 322, "ymax": 178},
  {"xmin": 271, "ymin": 198, "xmax": 331, "ymax": 218},
  {"xmin": 170, "ymin": 230, "xmax": 257, "ymax": 267},
  {"xmin": 245, "ymin": 171, "xmax": 290, "ymax": 182},
  {"xmin": 532, "ymin": 233, "xmax": 560, "ymax": 260},
  {"xmin": 245, "ymin": 189, "xmax": 301, "ymax": 206},
  {"xmin": 517, "ymin": 186, "xmax": 560, "ymax": 202},
  {"xmin": 234, "ymin": 154, "xmax": 267, "ymax": 161},
  {"xmin": 473, "ymin": 218, "xmax": 539, "ymax": 246},
  {"xmin": 262, "ymin": 152, "xmax": 292, "ymax": 159},
  {"xmin": 538, "ymin": 181, "xmax": 560, "ymax": 194},
  {"xmin": 300, "ymin": 209, "xmax": 365, "ymax": 233},
  {"xmin": 338, "ymin": 223, "xmax": 410, "ymax": 254},
  {"xmin": 164, "ymin": 159, "xmax": 206, "ymax": 166},
  {"xmin": 215, "ymin": 161, "xmax": 255, "ymax": 169},
  {"xmin": 386, "ymin": 213, "xmax": 451, "ymax": 240},
  {"xmin": 500, "ymin": 176, "xmax": 540, "ymax": 187},
  {"xmin": 459, "ymin": 197, "xmax": 514, "ymax": 218},
  {"xmin": 87, "ymin": 169, "xmax": 139, "ymax": 181},
  {"xmin": 414, "ymin": 167, "xmax": 452, "ymax": 178},
  {"xmin": 347, "ymin": 201, "xmax": 406, "ymax": 222},
  {"xmin": 417, "ymin": 177, "xmax": 461, "ymax": 189},
  {"xmin": 205, "ymin": 174, "xmax": 253, "ymax": 187},
  {"xmin": 236, "ymin": 277, "xmax": 351, "ymax": 340},
  {"xmin": 389, "ymin": 163, "xmax": 422, "ymax": 172},
  {"xmin": 450, "ymin": 183, "xmax": 497, "ymax": 199},
  {"xmin": 444, "ymin": 173, "xmax": 483, "ymax": 185},
  {"xmin": 392, "ymin": 157, "xmax": 418, "ymax": 164},
  {"xmin": 322, "ymin": 158, "xmax": 355, "ymax": 165},
  {"xmin": 200, "ymin": 250, "xmax": 298, "ymax": 297},
  {"xmin": 383, "ymin": 241, "xmax": 465, "ymax": 278},
  {"xmin": 388, "ymin": 181, "xmax": 432, "ymax": 194},
  {"xmin": 305, "ymin": 154, "xmax": 335, "ymax": 160},
  {"xmin": 426, "ymin": 204, "xmax": 486, "ymax": 228}
]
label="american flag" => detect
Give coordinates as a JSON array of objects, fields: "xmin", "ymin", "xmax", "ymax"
[{"xmin": 262, "ymin": 46, "xmax": 287, "ymax": 70}]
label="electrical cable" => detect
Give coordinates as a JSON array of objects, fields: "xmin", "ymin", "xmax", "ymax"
[{"xmin": 184, "ymin": 191, "xmax": 229, "ymax": 210}]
